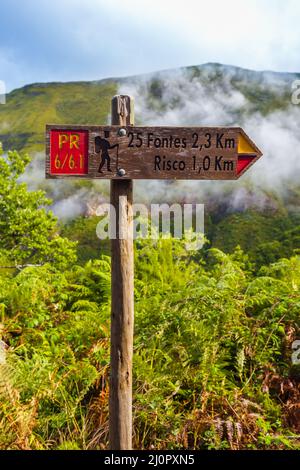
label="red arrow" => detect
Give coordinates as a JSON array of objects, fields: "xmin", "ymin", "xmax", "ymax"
[{"xmin": 237, "ymin": 131, "xmax": 262, "ymax": 177}]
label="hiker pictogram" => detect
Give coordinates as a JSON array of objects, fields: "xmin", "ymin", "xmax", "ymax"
[{"xmin": 95, "ymin": 132, "xmax": 119, "ymax": 173}]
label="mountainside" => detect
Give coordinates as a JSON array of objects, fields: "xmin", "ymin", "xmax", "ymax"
[
  {"xmin": 0, "ymin": 63, "xmax": 300, "ymax": 234},
  {"xmin": 0, "ymin": 80, "xmax": 118, "ymax": 153},
  {"xmin": 0, "ymin": 63, "xmax": 298, "ymax": 153}
]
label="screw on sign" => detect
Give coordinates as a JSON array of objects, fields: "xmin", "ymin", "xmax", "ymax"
[{"xmin": 45, "ymin": 95, "xmax": 262, "ymax": 450}]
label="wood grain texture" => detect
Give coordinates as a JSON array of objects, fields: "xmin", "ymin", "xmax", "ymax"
[
  {"xmin": 109, "ymin": 96, "xmax": 134, "ymax": 451},
  {"xmin": 45, "ymin": 125, "xmax": 262, "ymax": 180}
]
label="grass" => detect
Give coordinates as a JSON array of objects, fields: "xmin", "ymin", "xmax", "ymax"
[{"xmin": 0, "ymin": 81, "xmax": 118, "ymax": 152}]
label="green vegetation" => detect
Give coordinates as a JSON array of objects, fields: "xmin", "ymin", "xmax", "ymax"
[
  {"xmin": 0, "ymin": 81, "xmax": 117, "ymax": 152},
  {"xmin": 0, "ymin": 63, "xmax": 299, "ymax": 450},
  {"xmin": 61, "ymin": 216, "xmax": 110, "ymax": 264},
  {"xmin": 0, "ymin": 151, "xmax": 299, "ymax": 450},
  {"xmin": 0, "ymin": 145, "xmax": 76, "ymax": 269},
  {"xmin": 210, "ymin": 210, "xmax": 300, "ymax": 270}
]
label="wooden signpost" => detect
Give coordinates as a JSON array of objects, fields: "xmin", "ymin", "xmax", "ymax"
[{"xmin": 45, "ymin": 95, "xmax": 262, "ymax": 450}]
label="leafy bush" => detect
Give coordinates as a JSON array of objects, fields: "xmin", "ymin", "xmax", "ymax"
[{"xmin": 0, "ymin": 150, "xmax": 299, "ymax": 449}]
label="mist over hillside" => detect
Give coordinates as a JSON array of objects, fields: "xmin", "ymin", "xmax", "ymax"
[{"xmin": 0, "ymin": 62, "xmax": 299, "ymax": 218}]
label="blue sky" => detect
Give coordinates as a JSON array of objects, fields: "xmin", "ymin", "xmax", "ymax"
[{"xmin": 0, "ymin": 0, "xmax": 299, "ymax": 91}]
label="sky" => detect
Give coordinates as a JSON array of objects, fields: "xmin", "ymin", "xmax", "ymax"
[{"xmin": 0, "ymin": 0, "xmax": 299, "ymax": 92}]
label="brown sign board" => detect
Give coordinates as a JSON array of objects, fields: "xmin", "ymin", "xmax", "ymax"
[{"xmin": 45, "ymin": 125, "xmax": 262, "ymax": 180}]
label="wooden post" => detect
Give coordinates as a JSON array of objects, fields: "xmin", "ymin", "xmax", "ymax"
[{"xmin": 109, "ymin": 95, "xmax": 134, "ymax": 450}]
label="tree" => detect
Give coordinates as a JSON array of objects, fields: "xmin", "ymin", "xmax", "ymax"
[{"xmin": 0, "ymin": 145, "xmax": 76, "ymax": 269}]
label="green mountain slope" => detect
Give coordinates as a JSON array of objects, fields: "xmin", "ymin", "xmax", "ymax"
[
  {"xmin": 0, "ymin": 80, "xmax": 118, "ymax": 152},
  {"xmin": 1, "ymin": 62, "xmax": 299, "ymax": 267},
  {"xmin": 0, "ymin": 63, "xmax": 298, "ymax": 153}
]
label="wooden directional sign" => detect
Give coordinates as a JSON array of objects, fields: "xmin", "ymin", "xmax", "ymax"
[{"xmin": 46, "ymin": 125, "xmax": 262, "ymax": 180}]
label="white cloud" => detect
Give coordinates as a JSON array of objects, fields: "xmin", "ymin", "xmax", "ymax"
[
  {"xmin": 119, "ymin": 67, "xmax": 300, "ymax": 211},
  {"xmin": 0, "ymin": 0, "xmax": 299, "ymax": 91}
]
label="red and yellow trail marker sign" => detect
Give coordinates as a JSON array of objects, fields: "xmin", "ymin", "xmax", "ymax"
[
  {"xmin": 46, "ymin": 125, "xmax": 262, "ymax": 180},
  {"xmin": 48, "ymin": 129, "xmax": 89, "ymax": 175}
]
